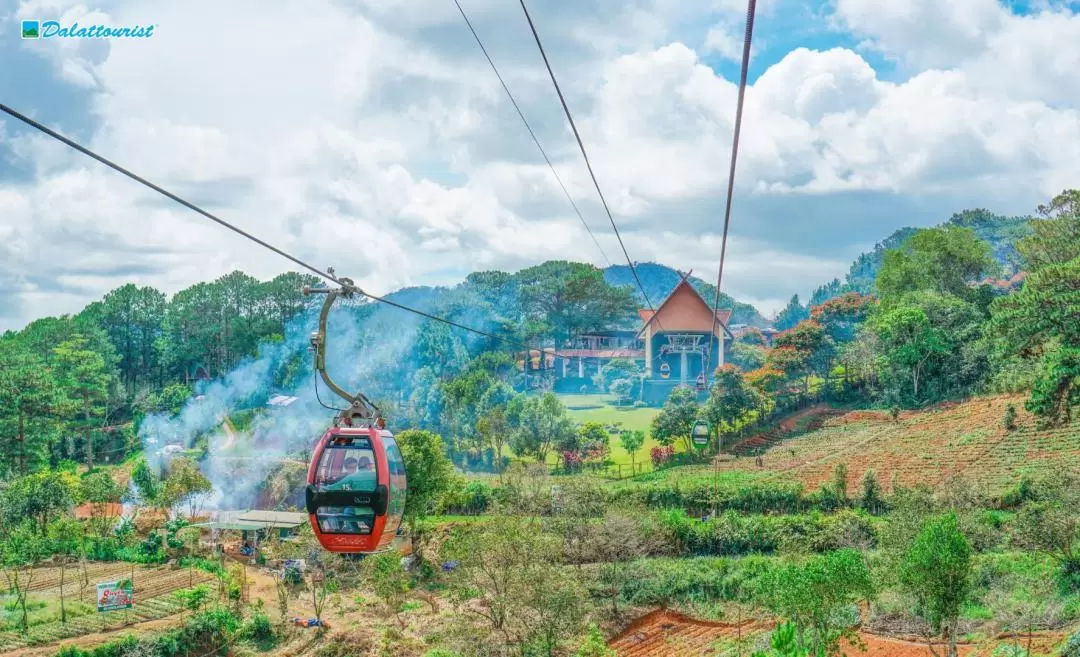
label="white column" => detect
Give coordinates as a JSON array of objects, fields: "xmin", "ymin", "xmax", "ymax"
[{"xmin": 644, "ymin": 328, "xmax": 653, "ymax": 376}]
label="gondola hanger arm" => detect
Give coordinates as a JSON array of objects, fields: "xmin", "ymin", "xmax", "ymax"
[{"xmin": 303, "ymin": 274, "xmax": 382, "ymax": 427}]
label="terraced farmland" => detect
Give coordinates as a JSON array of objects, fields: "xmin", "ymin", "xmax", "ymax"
[
  {"xmin": 607, "ymin": 609, "xmax": 1060, "ymax": 657},
  {"xmin": 0, "ymin": 564, "xmax": 213, "ymax": 654},
  {"xmin": 715, "ymin": 395, "xmax": 1080, "ymax": 494},
  {"xmin": 609, "ymin": 609, "xmax": 765, "ymax": 656}
]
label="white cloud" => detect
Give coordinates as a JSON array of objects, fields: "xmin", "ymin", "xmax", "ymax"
[
  {"xmin": 0, "ymin": 0, "xmax": 1078, "ymax": 331},
  {"xmin": 704, "ymin": 22, "xmax": 750, "ymax": 61}
]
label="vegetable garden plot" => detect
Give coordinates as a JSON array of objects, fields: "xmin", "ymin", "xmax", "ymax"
[
  {"xmin": 0, "ymin": 565, "xmax": 214, "ymax": 653},
  {"xmin": 25, "ymin": 562, "xmax": 137, "ymax": 598}
]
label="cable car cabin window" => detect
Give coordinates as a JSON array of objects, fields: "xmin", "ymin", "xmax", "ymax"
[
  {"xmin": 313, "ymin": 442, "xmax": 379, "ymax": 536},
  {"xmin": 384, "ymin": 438, "xmax": 406, "ymax": 476},
  {"xmin": 315, "ymin": 506, "xmax": 374, "ymax": 535},
  {"xmin": 382, "ymin": 436, "xmax": 407, "ymax": 523},
  {"xmin": 314, "ymin": 442, "xmax": 378, "ymax": 493}
]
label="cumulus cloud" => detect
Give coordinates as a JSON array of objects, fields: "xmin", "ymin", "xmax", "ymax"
[{"xmin": 0, "ymin": 0, "xmax": 1077, "ymax": 332}]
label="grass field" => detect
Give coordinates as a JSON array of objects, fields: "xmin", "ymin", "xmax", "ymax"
[{"xmin": 559, "ymin": 393, "xmax": 668, "ymax": 466}]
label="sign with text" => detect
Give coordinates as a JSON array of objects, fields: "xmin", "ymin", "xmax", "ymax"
[{"xmin": 96, "ymin": 579, "xmax": 134, "ymax": 612}]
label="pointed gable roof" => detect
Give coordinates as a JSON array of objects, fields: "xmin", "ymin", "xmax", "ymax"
[{"xmin": 636, "ymin": 271, "xmax": 735, "ymax": 338}]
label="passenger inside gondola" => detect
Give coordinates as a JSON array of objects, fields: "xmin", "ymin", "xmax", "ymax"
[
  {"xmin": 316, "ymin": 445, "xmax": 378, "ymax": 493},
  {"xmin": 313, "ymin": 443, "xmax": 378, "ymax": 535}
]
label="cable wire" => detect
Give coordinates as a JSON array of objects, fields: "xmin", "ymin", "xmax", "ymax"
[
  {"xmin": 0, "ymin": 102, "xmax": 566, "ymax": 363},
  {"xmin": 517, "ymin": 0, "xmax": 664, "ymax": 325},
  {"xmin": 314, "ymin": 375, "xmax": 347, "ymax": 413},
  {"xmin": 452, "ymin": 0, "xmax": 612, "ymax": 267},
  {"xmin": 705, "ymin": 0, "xmax": 757, "ymax": 386}
]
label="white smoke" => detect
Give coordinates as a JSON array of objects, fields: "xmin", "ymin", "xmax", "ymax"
[{"xmin": 138, "ymin": 295, "xmax": 430, "ymax": 511}]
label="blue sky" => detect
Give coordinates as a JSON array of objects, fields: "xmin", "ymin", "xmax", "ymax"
[{"xmin": 0, "ymin": 0, "xmax": 1078, "ymax": 331}]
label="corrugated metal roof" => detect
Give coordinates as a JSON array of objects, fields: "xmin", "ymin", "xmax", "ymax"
[
  {"xmin": 236, "ymin": 510, "xmax": 308, "ymax": 527},
  {"xmin": 192, "ymin": 521, "xmax": 265, "ymax": 531}
]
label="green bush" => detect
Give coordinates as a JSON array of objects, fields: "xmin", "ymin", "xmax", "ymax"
[
  {"xmin": 1061, "ymin": 628, "xmax": 1080, "ymax": 657},
  {"xmin": 1004, "ymin": 404, "xmax": 1018, "ymax": 430},
  {"xmin": 239, "ymin": 610, "xmax": 277, "ymax": 650},
  {"xmin": 575, "ymin": 624, "xmax": 615, "ymax": 657},
  {"xmin": 993, "ymin": 644, "xmax": 1027, "ymax": 657},
  {"xmin": 178, "ymin": 556, "xmax": 225, "ymax": 575},
  {"xmin": 617, "ymin": 556, "xmax": 774, "ymax": 608},
  {"xmin": 613, "ymin": 479, "xmax": 809, "ymax": 515},
  {"xmin": 49, "ymin": 609, "xmax": 240, "ymax": 657},
  {"xmin": 438, "ymin": 479, "xmax": 493, "ymax": 515},
  {"xmin": 653, "ymin": 509, "xmax": 878, "ymax": 558}
]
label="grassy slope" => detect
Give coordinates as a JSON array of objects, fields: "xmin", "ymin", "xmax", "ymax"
[{"xmin": 706, "ymin": 394, "xmax": 1080, "ymax": 495}]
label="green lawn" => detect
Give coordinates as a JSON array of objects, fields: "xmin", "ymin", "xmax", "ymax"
[{"xmin": 559, "ymin": 393, "xmax": 670, "ymax": 467}]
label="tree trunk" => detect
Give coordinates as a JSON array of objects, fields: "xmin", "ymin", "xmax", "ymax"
[
  {"xmin": 59, "ymin": 557, "xmax": 67, "ymax": 623},
  {"xmin": 84, "ymin": 390, "xmax": 94, "ymax": 470},
  {"xmin": 18, "ymin": 411, "xmax": 26, "ymax": 475}
]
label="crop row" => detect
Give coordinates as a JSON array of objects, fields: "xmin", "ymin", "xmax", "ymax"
[
  {"xmin": 706, "ymin": 396, "xmax": 1080, "ymax": 496},
  {"xmin": 0, "ymin": 570, "xmax": 214, "ymax": 653},
  {"xmin": 0, "ymin": 594, "xmax": 188, "ymax": 652},
  {"xmin": 26, "ymin": 562, "xmax": 135, "ymax": 592}
]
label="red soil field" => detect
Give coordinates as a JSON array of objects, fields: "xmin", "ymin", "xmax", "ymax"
[{"xmin": 608, "ymin": 609, "xmax": 1064, "ymax": 657}]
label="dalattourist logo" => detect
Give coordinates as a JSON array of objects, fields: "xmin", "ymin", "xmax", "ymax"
[{"xmin": 20, "ymin": 20, "xmax": 155, "ymax": 39}]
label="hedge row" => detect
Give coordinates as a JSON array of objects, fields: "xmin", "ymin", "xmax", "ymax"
[{"xmin": 438, "ymin": 477, "xmax": 858, "ymax": 517}]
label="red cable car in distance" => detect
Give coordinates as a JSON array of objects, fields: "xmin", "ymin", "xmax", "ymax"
[{"xmin": 302, "ymin": 277, "xmax": 407, "ymax": 555}]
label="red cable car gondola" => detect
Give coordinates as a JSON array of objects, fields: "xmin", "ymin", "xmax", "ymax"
[
  {"xmin": 306, "ymin": 421, "xmax": 406, "ymax": 553},
  {"xmin": 302, "ymin": 278, "xmax": 407, "ymax": 554}
]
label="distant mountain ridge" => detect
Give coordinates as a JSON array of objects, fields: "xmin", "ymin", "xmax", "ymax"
[
  {"xmin": 383, "ymin": 208, "xmax": 1032, "ymax": 333},
  {"xmin": 381, "ymin": 262, "xmax": 771, "ymax": 330},
  {"xmin": 810, "ymin": 209, "xmax": 1033, "ymax": 306}
]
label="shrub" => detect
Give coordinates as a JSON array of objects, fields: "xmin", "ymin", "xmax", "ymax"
[
  {"xmin": 615, "ymin": 479, "xmax": 807, "ymax": 516},
  {"xmin": 1004, "ymin": 404, "xmax": 1018, "ymax": 430},
  {"xmin": 239, "ymin": 610, "xmax": 277, "ymax": 649},
  {"xmin": 1061, "ymin": 628, "xmax": 1080, "ymax": 657},
  {"xmin": 618, "ymin": 557, "xmax": 769, "ymax": 607},
  {"xmin": 650, "ymin": 446, "xmax": 675, "ymax": 468},
  {"xmin": 575, "ymin": 624, "xmax": 616, "ymax": 657},
  {"xmin": 438, "ymin": 479, "xmax": 493, "ymax": 515},
  {"xmin": 651, "ymin": 508, "xmax": 876, "ymax": 558},
  {"xmin": 562, "ymin": 451, "xmax": 583, "ymax": 473},
  {"xmin": 993, "ymin": 644, "xmax": 1027, "ymax": 657}
]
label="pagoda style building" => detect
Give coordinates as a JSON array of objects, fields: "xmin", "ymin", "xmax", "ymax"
[
  {"xmin": 548, "ymin": 271, "xmax": 733, "ymax": 403},
  {"xmin": 637, "ymin": 273, "xmax": 733, "ymax": 403}
]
